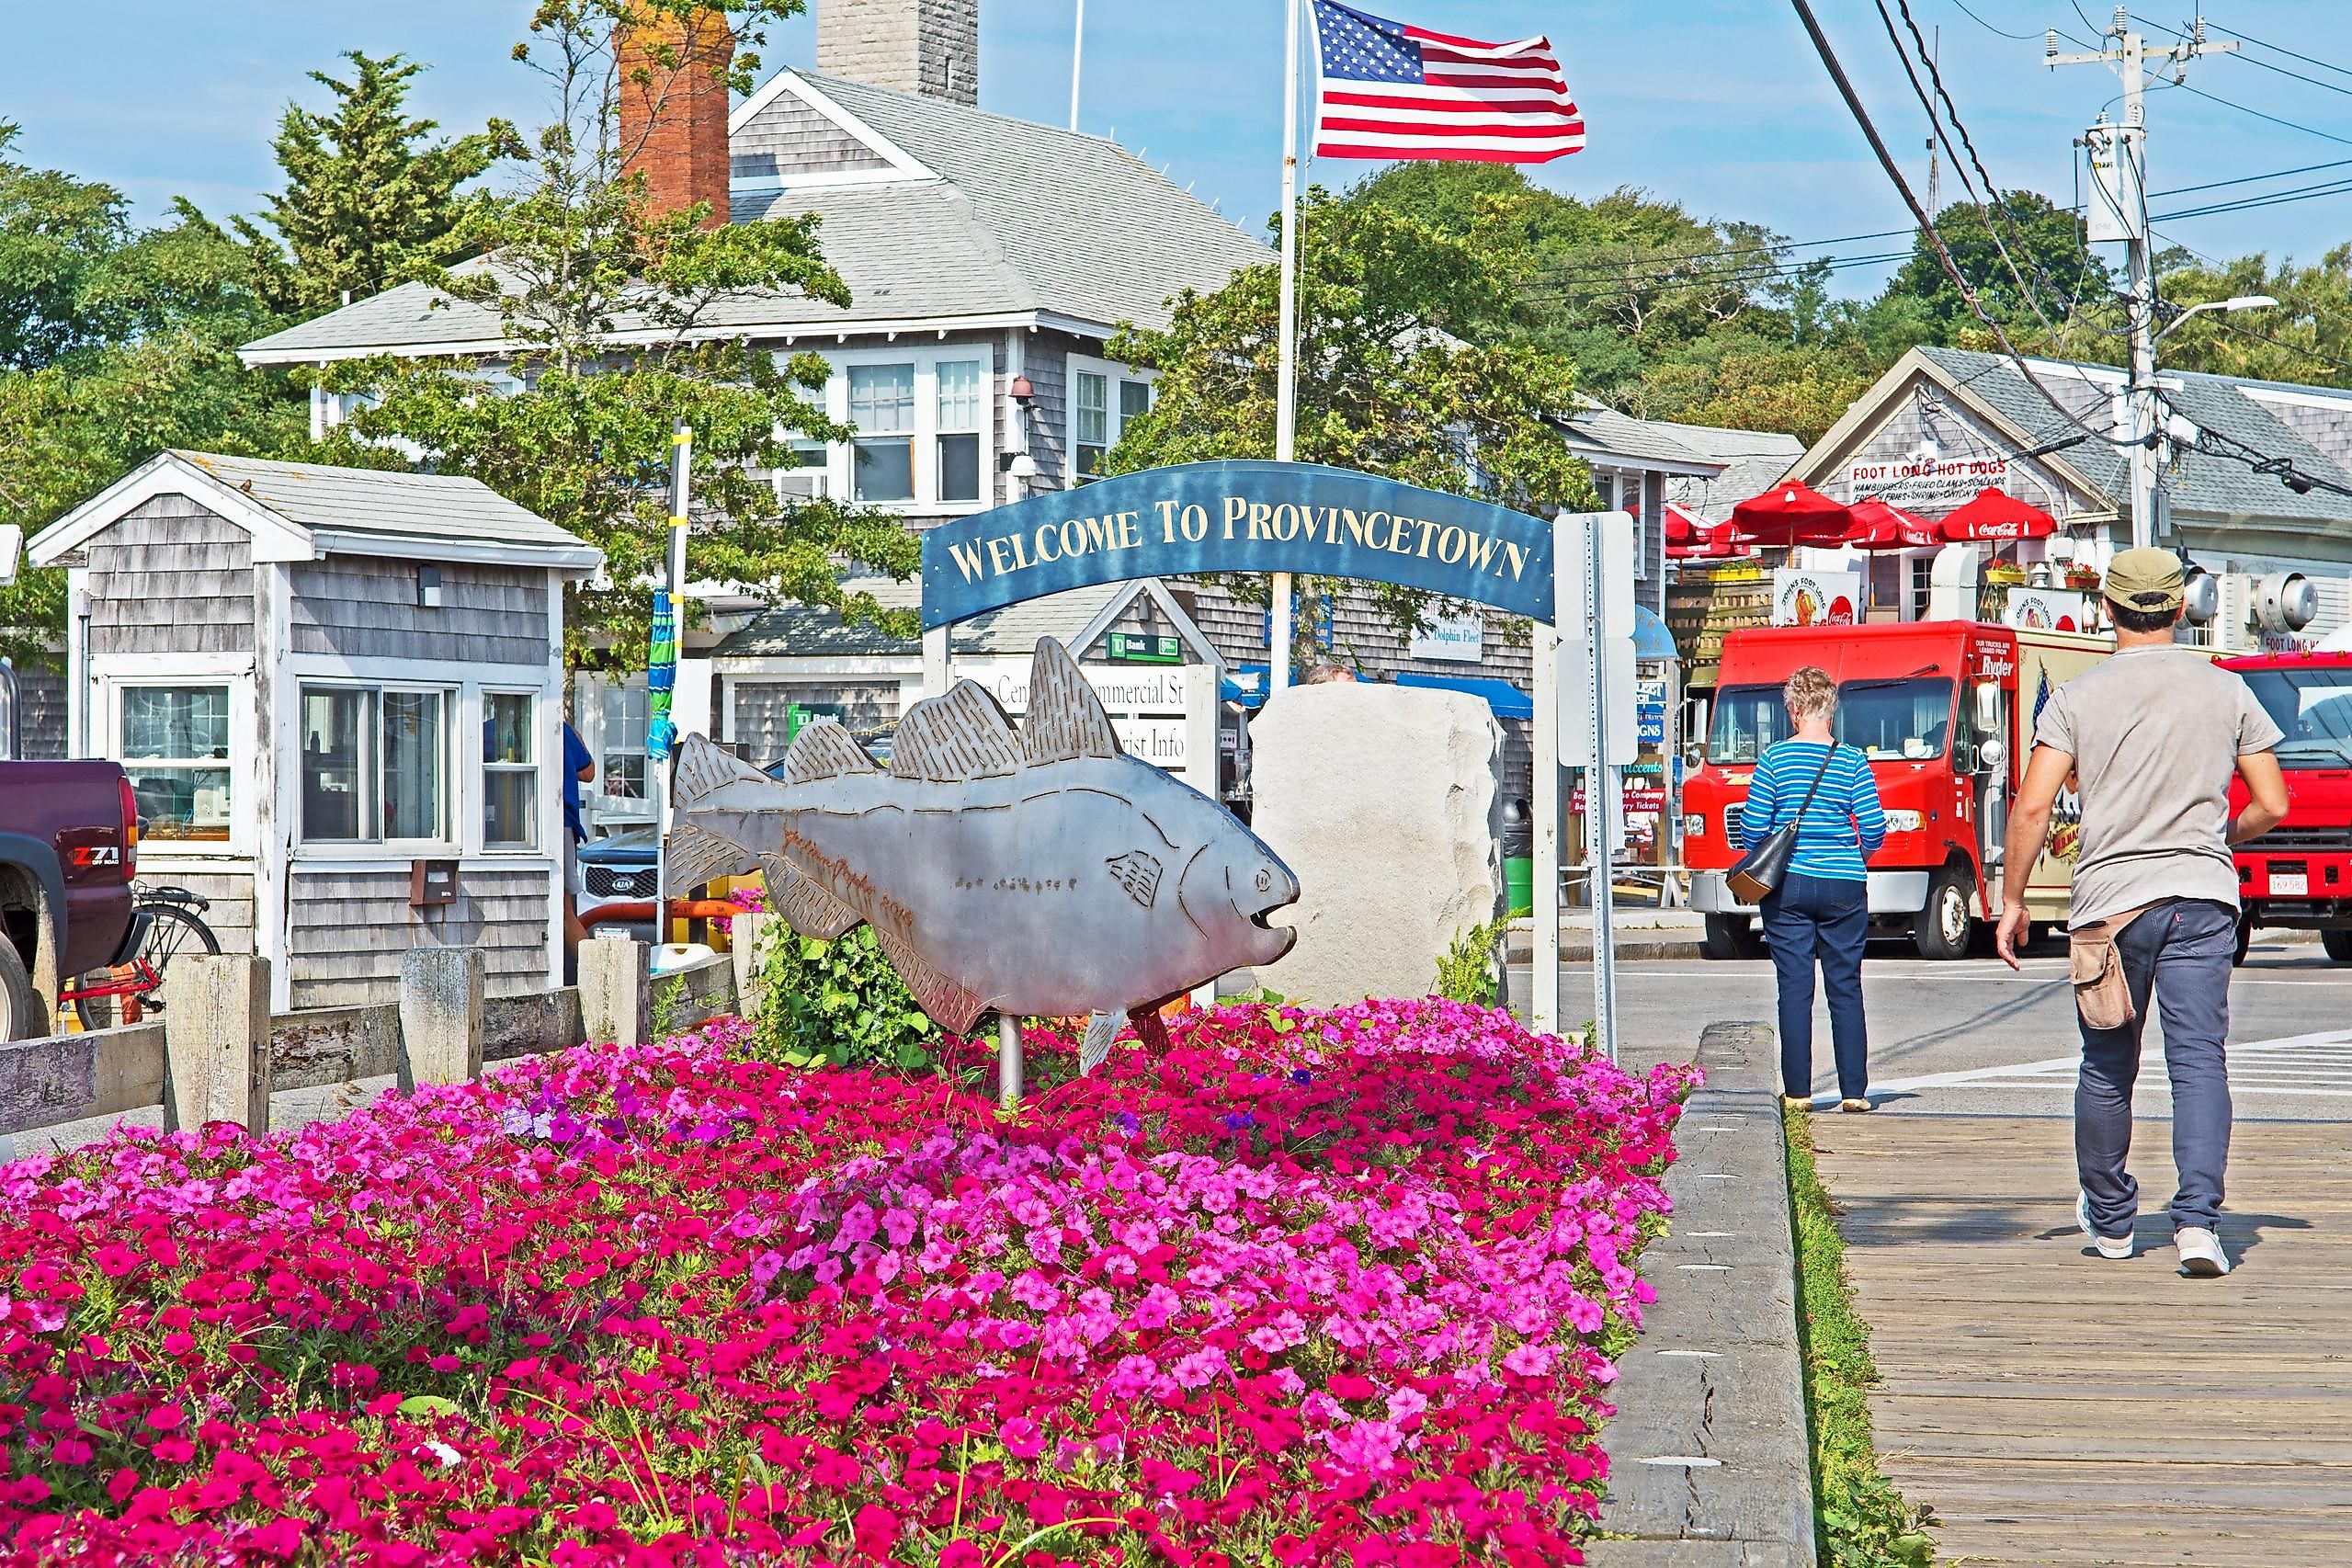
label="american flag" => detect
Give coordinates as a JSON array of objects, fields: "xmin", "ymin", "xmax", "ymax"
[{"xmin": 1310, "ymin": 1, "xmax": 1585, "ymax": 164}]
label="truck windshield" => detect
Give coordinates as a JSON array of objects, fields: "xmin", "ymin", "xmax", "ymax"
[
  {"xmin": 1836, "ymin": 678, "xmax": 1955, "ymax": 761},
  {"xmin": 2242, "ymin": 667, "xmax": 2352, "ymax": 768},
  {"xmin": 1707, "ymin": 686, "xmax": 1789, "ymax": 764}
]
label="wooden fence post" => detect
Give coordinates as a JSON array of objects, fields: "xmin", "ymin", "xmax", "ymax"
[
  {"xmin": 163, "ymin": 954, "xmax": 271, "ymax": 1134},
  {"xmin": 398, "ymin": 948, "xmax": 486, "ymax": 1089},
  {"xmin": 730, "ymin": 912, "xmax": 776, "ymax": 1021},
  {"xmin": 579, "ymin": 936, "xmax": 650, "ymax": 1047}
]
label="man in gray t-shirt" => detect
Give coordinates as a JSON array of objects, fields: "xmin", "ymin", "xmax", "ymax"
[{"xmin": 1995, "ymin": 549, "xmax": 2288, "ymax": 1278}]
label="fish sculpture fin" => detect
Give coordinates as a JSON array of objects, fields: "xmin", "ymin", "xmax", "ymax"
[
  {"xmin": 1129, "ymin": 1005, "xmax": 1173, "ymax": 1060},
  {"xmin": 1078, "ymin": 1009, "xmax": 1122, "ymax": 1076},
  {"xmin": 779, "ymin": 722, "xmax": 879, "ymax": 786},
  {"xmin": 890, "ymin": 681, "xmax": 1023, "ymax": 781},
  {"xmin": 1022, "ymin": 637, "xmax": 1123, "ymax": 766},
  {"xmin": 771, "ymin": 869, "xmax": 863, "ymax": 941},
  {"xmin": 663, "ymin": 821, "xmax": 756, "ymax": 897},
  {"xmin": 1105, "ymin": 849, "xmax": 1163, "ymax": 909},
  {"xmin": 869, "ymin": 925, "xmax": 991, "ymax": 1036},
  {"xmin": 672, "ymin": 733, "xmax": 770, "ymax": 809}
]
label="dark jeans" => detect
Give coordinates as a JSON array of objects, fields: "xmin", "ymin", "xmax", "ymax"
[
  {"xmin": 1761, "ymin": 872, "xmax": 1869, "ymax": 1100},
  {"xmin": 2076, "ymin": 898, "xmax": 2235, "ymax": 1236}
]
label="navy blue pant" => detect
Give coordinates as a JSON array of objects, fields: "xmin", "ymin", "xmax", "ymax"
[
  {"xmin": 1761, "ymin": 872, "xmax": 1869, "ymax": 1100},
  {"xmin": 2076, "ymin": 898, "xmax": 2235, "ymax": 1236}
]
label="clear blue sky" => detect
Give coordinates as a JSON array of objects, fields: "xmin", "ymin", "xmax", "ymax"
[{"xmin": 5, "ymin": 2, "xmax": 2349, "ymax": 297}]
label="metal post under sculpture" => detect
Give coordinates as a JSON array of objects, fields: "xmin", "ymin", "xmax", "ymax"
[{"xmin": 660, "ymin": 637, "xmax": 1301, "ymax": 1106}]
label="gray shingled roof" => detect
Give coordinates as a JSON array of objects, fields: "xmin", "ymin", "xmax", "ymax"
[
  {"xmin": 177, "ymin": 450, "xmax": 598, "ymax": 561},
  {"xmin": 1662, "ymin": 423, "xmax": 1805, "ymax": 517},
  {"xmin": 1920, "ymin": 346, "xmax": 2352, "ymax": 529},
  {"xmin": 1552, "ymin": 404, "xmax": 1721, "ymax": 474},
  {"xmin": 714, "ymin": 577, "xmax": 1128, "ymax": 659},
  {"xmin": 244, "ymin": 72, "xmax": 1267, "ymax": 365}
]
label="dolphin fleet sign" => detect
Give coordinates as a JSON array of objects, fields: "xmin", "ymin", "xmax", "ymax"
[{"xmin": 918, "ymin": 460, "xmax": 1557, "ymax": 629}]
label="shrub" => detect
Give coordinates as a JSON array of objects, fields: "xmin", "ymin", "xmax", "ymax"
[
  {"xmin": 1434, "ymin": 915, "xmax": 1508, "ymax": 1006},
  {"xmin": 753, "ymin": 924, "xmax": 937, "ymax": 1071}
]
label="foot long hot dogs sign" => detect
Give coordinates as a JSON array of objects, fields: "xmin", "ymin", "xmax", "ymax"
[{"xmin": 918, "ymin": 460, "xmax": 1559, "ymax": 629}]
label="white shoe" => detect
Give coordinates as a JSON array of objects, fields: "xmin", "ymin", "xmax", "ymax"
[
  {"xmin": 2077, "ymin": 1189, "xmax": 2132, "ymax": 1259},
  {"xmin": 2176, "ymin": 1226, "xmax": 2232, "ymax": 1278}
]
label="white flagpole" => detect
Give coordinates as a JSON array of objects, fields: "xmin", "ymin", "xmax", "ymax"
[
  {"xmin": 1069, "ymin": 0, "xmax": 1085, "ymax": 131},
  {"xmin": 1268, "ymin": 0, "xmax": 1301, "ymax": 692}
]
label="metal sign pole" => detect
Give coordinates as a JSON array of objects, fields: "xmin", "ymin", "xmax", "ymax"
[
  {"xmin": 1531, "ymin": 619, "xmax": 1560, "ymax": 1034},
  {"xmin": 1587, "ymin": 515, "xmax": 1618, "ymax": 1063}
]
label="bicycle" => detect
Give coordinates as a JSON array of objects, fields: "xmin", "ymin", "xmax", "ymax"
[{"xmin": 62, "ymin": 885, "xmax": 222, "ymax": 1031}]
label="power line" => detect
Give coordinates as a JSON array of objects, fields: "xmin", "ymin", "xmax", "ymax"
[
  {"xmin": 2174, "ymin": 80, "xmax": 2352, "ymax": 149},
  {"xmin": 1940, "ymin": 0, "xmax": 2039, "ymax": 43},
  {"xmin": 2152, "ymin": 154, "xmax": 2352, "ymax": 200},
  {"xmin": 2130, "ymin": 11, "xmax": 2352, "ymax": 101},
  {"xmin": 2202, "ymin": 313, "xmax": 2352, "ymax": 381},
  {"xmin": 1512, "ymin": 226, "xmax": 1918, "ymax": 286},
  {"xmin": 1786, "ymin": 0, "xmax": 2133, "ymax": 447},
  {"xmin": 2154, "ymin": 176, "xmax": 2352, "ymax": 223},
  {"xmin": 2207, "ymin": 21, "xmax": 2352, "ymax": 87},
  {"xmin": 1516, "ymin": 249, "xmax": 1916, "ymax": 299}
]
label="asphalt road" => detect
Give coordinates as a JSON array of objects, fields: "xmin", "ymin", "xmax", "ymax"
[{"xmin": 1509, "ymin": 933, "xmax": 2352, "ymax": 1121}]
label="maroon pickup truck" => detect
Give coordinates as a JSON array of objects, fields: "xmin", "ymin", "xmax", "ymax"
[{"xmin": 1, "ymin": 761, "xmax": 141, "ymax": 1039}]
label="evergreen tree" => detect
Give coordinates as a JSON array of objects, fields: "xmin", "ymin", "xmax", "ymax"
[{"xmin": 239, "ymin": 52, "xmax": 496, "ymax": 312}]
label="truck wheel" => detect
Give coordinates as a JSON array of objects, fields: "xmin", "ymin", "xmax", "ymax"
[
  {"xmin": 2323, "ymin": 930, "xmax": 2352, "ymax": 964},
  {"xmin": 0, "ymin": 941, "xmax": 44, "ymax": 1042},
  {"xmin": 1702, "ymin": 915, "xmax": 1766, "ymax": 960},
  {"xmin": 2233, "ymin": 914, "xmax": 2253, "ymax": 968},
  {"xmin": 1914, "ymin": 869, "xmax": 1974, "ymax": 960}
]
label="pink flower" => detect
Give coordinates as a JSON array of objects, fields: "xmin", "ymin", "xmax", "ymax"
[{"xmin": 996, "ymin": 1415, "xmax": 1046, "ymax": 1460}]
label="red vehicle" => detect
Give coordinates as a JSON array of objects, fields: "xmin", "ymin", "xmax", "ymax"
[
  {"xmin": 0, "ymin": 759, "xmax": 142, "ymax": 1038},
  {"xmin": 2221, "ymin": 650, "xmax": 2352, "ymax": 965},
  {"xmin": 1683, "ymin": 620, "xmax": 2111, "ymax": 960}
]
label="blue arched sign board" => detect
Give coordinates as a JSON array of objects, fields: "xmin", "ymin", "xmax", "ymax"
[{"xmin": 918, "ymin": 460, "xmax": 1556, "ymax": 629}]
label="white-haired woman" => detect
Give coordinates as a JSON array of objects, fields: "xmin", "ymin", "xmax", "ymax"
[{"xmin": 1741, "ymin": 665, "xmax": 1887, "ymax": 1111}]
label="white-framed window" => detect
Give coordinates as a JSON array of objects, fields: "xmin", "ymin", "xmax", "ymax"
[
  {"xmin": 847, "ymin": 361, "xmax": 916, "ymax": 503},
  {"xmin": 119, "ymin": 684, "xmax": 233, "ymax": 844},
  {"xmin": 788, "ymin": 348, "xmax": 997, "ymax": 512},
  {"xmin": 1070, "ymin": 354, "xmax": 1153, "ymax": 480},
  {"xmin": 298, "ymin": 683, "xmax": 451, "ymax": 846},
  {"xmin": 482, "ymin": 690, "xmax": 539, "ymax": 850}
]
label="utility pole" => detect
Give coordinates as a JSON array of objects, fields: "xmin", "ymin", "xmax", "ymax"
[
  {"xmin": 2050, "ymin": 7, "xmax": 2235, "ymax": 551},
  {"xmin": 1924, "ymin": 25, "xmax": 1941, "ymax": 219}
]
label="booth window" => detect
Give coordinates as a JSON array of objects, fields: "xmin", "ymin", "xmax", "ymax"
[
  {"xmin": 119, "ymin": 685, "xmax": 231, "ymax": 842},
  {"xmin": 300, "ymin": 685, "xmax": 449, "ymax": 845},
  {"xmin": 847, "ymin": 362, "xmax": 915, "ymax": 502},
  {"xmin": 935, "ymin": 358, "xmax": 983, "ymax": 503},
  {"xmin": 483, "ymin": 692, "xmax": 537, "ymax": 849}
]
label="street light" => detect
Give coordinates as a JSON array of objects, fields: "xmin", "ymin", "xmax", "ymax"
[{"xmin": 2153, "ymin": 294, "xmax": 2277, "ymax": 346}]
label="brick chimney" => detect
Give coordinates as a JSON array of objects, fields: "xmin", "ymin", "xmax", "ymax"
[
  {"xmin": 818, "ymin": 0, "xmax": 979, "ymax": 107},
  {"xmin": 619, "ymin": 6, "xmax": 735, "ymax": 230}
]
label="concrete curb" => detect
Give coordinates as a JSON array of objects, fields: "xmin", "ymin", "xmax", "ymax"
[
  {"xmin": 1588, "ymin": 1020, "xmax": 1816, "ymax": 1568},
  {"xmin": 1505, "ymin": 938, "xmax": 1707, "ymax": 964}
]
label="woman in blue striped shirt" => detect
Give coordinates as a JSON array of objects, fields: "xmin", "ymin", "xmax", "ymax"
[{"xmin": 1742, "ymin": 665, "xmax": 1887, "ymax": 1112}]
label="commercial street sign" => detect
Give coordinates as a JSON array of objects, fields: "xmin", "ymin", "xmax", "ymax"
[{"xmin": 919, "ymin": 460, "xmax": 1557, "ymax": 629}]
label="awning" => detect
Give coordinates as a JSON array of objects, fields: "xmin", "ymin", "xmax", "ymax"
[
  {"xmin": 1844, "ymin": 496, "xmax": 1938, "ymax": 551},
  {"xmin": 1729, "ymin": 481, "xmax": 1853, "ymax": 548},
  {"xmin": 1395, "ymin": 672, "xmax": 1535, "ymax": 721},
  {"xmin": 1633, "ymin": 604, "xmax": 1679, "ymax": 661}
]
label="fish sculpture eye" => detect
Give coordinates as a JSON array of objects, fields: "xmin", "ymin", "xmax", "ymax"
[{"xmin": 1255, "ymin": 868, "xmax": 1273, "ymax": 892}]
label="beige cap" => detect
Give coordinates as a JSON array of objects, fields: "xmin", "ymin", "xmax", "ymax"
[{"xmin": 2102, "ymin": 548, "xmax": 2186, "ymax": 613}]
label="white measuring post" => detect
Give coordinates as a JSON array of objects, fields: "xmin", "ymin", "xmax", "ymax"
[
  {"xmin": 1531, "ymin": 617, "xmax": 1560, "ymax": 1034},
  {"xmin": 1557, "ymin": 511, "xmax": 1637, "ymax": 1062}
]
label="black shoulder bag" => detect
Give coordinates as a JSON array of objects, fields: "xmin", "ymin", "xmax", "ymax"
[{"xmin": 1725, "ymin": 744, "xmax": 1838, "ymax": 904}]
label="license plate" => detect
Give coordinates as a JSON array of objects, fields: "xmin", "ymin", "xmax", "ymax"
[{"xmin": 2274, "ymin": 872, "xmax": 2309, "ymax": 896}]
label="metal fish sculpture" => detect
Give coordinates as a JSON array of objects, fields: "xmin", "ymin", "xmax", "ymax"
[{"xmin": 664, "ymin": 636, "xmax": 1300, "ymax": 1072}]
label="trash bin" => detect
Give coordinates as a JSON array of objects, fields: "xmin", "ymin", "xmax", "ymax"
[{"xmin": 1501, "ymin": 796, "xmax": 1533, "ymax": 917}]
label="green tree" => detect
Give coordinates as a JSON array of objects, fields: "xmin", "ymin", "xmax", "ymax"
[
  {"xmin": 0, "ymin": 133, "xmax": 303, "ymax": 665},
  {"xmin": 235, "ymin": 52, "xmax": 498, "ymax": 313},
  {"xmin": 1880, "ymin": 191, "xmax": 2112, "ymax": 347},
  {"xmin": 2147, "ymin": 244, "xmax": 2352, "ymax": 389},
  {"xmin": 1104, "ymin": 186, "xmax": 1591, "ymax": 665},
  {"xmin": 324, "ymin": 1, "xmax": 919, "ymax": 667}
]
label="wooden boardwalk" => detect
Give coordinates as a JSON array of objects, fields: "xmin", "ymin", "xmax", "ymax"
[{"xmin": 1811, "ymin": 1112, "xmax": 2352, "ymax": 1566}]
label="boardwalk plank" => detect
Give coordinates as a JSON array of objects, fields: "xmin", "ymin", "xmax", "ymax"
[{"xmin": 1813, "ymin": 1114, "xmax": 2352, "ymax": 1567}]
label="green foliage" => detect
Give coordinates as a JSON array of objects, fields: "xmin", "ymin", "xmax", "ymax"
[
  {"xmin": 233, "ymin": 52, "xmax": 498, "ymax": 313},
  {"xmin": 2149, "ymin": 242, "xmax": 2352, "ymax": 389},
  {"xmin": 1433, "ymin": 916, "xmax": 1507, "ymax": 1007},
  {"xmin": 0, "ymin": 130, "xmax": 305, "ymax": 664},
  {"xmin": 753, "ymin": 926, "xmax": 937, "ymax": 1073},
  {"xmin": 1106, "ymin": 186, "xmax": 1593, "ymax": 665},
  {"xmin": 1783, "ymin": 1103, "xmax": 1940, "ymax": 1567},
  {"xmin": 324, "ymin": 0, "xmax": 917, "ymax": 666}
]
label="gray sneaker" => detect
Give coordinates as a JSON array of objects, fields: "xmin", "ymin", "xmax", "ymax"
[
  {"xmin": 2176, "ymin": 1226, "xmax": 2232, "ymax": 1278},
  {"xmin": 2077, "ymin": 1189, "xmax": 2132, "ymax": 1260}
]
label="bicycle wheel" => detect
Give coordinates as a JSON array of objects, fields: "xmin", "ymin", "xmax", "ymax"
[{"xmin": 72, "ymin": 904, "xmax": 222, "ymax": 1032}]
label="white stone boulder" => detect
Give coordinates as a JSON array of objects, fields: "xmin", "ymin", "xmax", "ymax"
[{"xmin": 1247, "ymin": 683, "xmax": 1501, "ymax": 1005}]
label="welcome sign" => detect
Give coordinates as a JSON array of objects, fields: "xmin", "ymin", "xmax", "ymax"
[{"xmin": 919, "ymin": 460, "xmax": 1557, "ymax": 630}]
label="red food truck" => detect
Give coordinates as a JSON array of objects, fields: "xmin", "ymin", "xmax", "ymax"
[
  {"xmin": 1683, "ymin": 620, "xmax": 2111, "ymax": 960},
  {"xmin": 2221, "ymin": 649, "xmax": 2352, "ymax": 965}
]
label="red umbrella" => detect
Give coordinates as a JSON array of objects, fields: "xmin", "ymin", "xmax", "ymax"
[
  {"xmin": 1728, "ymin": 481, "xmax": 1854, "ymax": 548},
  {"xmin": 1666, "ymin": 514, "xmax": 1752, "ymax": 560},
  {"xmin": 1665, "ymin": 501, "xmax": 1710, "ymax": 545},
  {"xmin": 1844, "ymin": 495, "xmax": 1939, "ymax": 551},
  {"xmin": 1937, "ymin": 487, "xmax": 2055, "ymax": 541}
]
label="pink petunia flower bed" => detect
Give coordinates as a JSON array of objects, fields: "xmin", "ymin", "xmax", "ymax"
[{"xmin": 0, "ymin": 999, "xmax": 1696, "ymax": 1567}]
